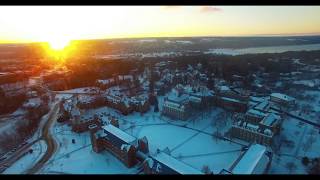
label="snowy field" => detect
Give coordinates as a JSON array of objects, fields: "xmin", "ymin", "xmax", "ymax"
[
  {"xmin": 268, "ymin": 116, "xmax": 320, "ymax": 174},
  {"xmin": 78, "ymin": 101, "xmax": 245, "ymax": 174},
  {"xmin": 35, "ymin": 97, "xmax": 244, "ymax": 174},
  {"xmin": 120, "ymin": 109, "xmax": 243, "ymax": 174}
]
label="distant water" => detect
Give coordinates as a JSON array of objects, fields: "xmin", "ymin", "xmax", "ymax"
[{"xmin": 204, "ymin": 43, "xmax": 320, "ymax": 55}]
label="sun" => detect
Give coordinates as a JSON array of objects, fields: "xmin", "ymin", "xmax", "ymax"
[
  {"xmin": 48, "ymin": 38, "xmax": 71, "ymax": 50},
  {"xmin": 43, "ymin": 38, "xmax": 75, "ymax": 63}
]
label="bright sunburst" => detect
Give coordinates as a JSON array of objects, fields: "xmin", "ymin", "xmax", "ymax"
[{"xmin": 48, "ymin": 38, "xmax": 70, "ymax": 50}]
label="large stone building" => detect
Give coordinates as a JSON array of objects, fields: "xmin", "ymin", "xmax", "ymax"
[
  {"xmin": 90, "ymin": 124, "xmax": 139, "ymax": 167},
  {"xmin": 220, "ymin": 144, "xmax": 272, "ymax": 174},
  {"xmin": 231, "ymin": 108, "xmax": 282, "ymax": 146},
  {"xmin": 161, "ymin": 84, "xmax": 214, "ymax": 120},
  {"xmin": 214, "ymin": 85, "xmax": 249, "ymax": 113}
]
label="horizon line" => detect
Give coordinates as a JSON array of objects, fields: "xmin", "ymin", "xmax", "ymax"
[{"xmin": 1, "ymin": 33, "xmax": 320, "ymax": 45}]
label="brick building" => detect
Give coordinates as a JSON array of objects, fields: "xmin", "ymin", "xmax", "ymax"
[
  {"xmin": 231, "ymin": 109, "xmax": 282, "ymax": 146},
  {"xmin": 71, "ymin": 114, "xmax": 102, "ymax": 133},
  {"xmin": 91, "ymin": 124, "xmax": 138, "ymax": 167},
  {"xmin": 161, "ymin": 94, "xmax": 191, "ymax": 120}
]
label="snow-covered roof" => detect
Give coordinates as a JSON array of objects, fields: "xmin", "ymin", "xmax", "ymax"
[
  {"xmin": 189, "ymin": 95, "xmax": 202, "ymax": 103},
  {"xmin": 246, "ymin": 123, "xmax": 259, "ymax": 131},
  {"xmin": 117, "ymin": 75, "xmax": 133, "ymax": 82},
  {"xmin": 130, "ymin": 95, "xmax": 148, "ymax": 105},
  {"xmin": 246, "ymin": 109, "xmax": 266, "ymax": 119},
  {"xmin": 78, "ymin": 95, "xmax": 95, "ymax": 104},
  {"xmin": 270, "ymin": 93, "xmax": 295, "ymax": 102},
  {"xmin": 151, "ymin": 152, "xmax": 203, "ymax": 174},
  {"xmin": 189, "ymin": 89, "xmax": 214, "ymax": 98},
  {"xmin": 219, "ymin": 85, "xmax": 230, "ymax": 92},
  {"xmin": 167, "ymin": 92, "xmax": 189, "ymax": 104},
  {"xmin": 232, "ymin": 144, "xmax": 267, "ymax": 174},
  {"xmin": 163, "ymin": 100, "xmax": 187, "ymax": 111},
  {"xmin": 260, "ymin": 113, "xmax": 280, "ymax": 127},
  {"xmin": 234, "ymin": 122, "xmax": 273, "ymax": 137},
  {"xmin": 22, "ymin": 98, "xmax": 42, "ymax": 109},
  {"xmin": 221, "ymin": 97, "xmax": 242, "ymax": 103},
  {"xmin": 254, "ymin": 100, "xmax": 270, "ymax": 112},
  {"xmin": 102, "ymin": 124, "xmax": 136, "ymax": 144},
  {"xmin": 97, "ymin": 78, "xmax": 115, "ymax": 85}
]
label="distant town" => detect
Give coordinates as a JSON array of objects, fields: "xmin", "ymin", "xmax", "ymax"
[{"xmin": 1, "ymin": 37, "xmax": 320, "ymax": 174}]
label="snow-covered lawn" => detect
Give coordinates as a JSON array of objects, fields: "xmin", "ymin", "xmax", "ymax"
[
  {"xmin": 268, "ymin": 116, "xmax": 320, "ymax": 174},
  {"xmin": 116, "ymin": 105, "xmax": 242, "ymax": 174},
  {"xmin": 3, "ymin": 140, "xmax": 47, "ymax": 174},
  {"xmin": 36, "ymin": 99, "xmax": 242, "ymax": 174}
]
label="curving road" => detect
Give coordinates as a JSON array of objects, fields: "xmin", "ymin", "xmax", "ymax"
[{"xmin": 25, "ymin": 102, "xmax": 60, "ymax": 174}]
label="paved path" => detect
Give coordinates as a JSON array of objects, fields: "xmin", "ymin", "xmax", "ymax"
[
  {"xmin": 271, "ymin": 107, "xmax": 320, "ymax": 128},
  {"xmin": 25, "ymin": 102, "xmax": 60, "ymax": 174}
]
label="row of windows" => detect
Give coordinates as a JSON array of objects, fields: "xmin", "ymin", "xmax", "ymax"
[
  {"xmin": 233, "ymin": 128, "xmax": 271, "ymax": 145},
  {"xmin": 163, "ymin": 107, "xmax": 186, "ymax": 116}
]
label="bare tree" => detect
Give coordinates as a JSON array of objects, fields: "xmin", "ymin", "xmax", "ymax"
[
  {"xmin": 201, "ymin": 165, "xmax": 212, "ymax": 174},
  {"xmin": 285, "ymin": 162, "xmax": 297, "ymax": 174}
]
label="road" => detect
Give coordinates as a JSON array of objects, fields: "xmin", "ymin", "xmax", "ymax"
[
  {"xmin": 294, "ymin": 125, "xmax": 308, "ymax": 157},
  {"xmin": 0, "ymin": 139, "xmax": 40, "ymax": 173},
  {"xmin": 25, "ymin": 101, "xmax": 60, "ymax": 174},
  {"xmin": 270, "ymin": 107, "xmax": 320, "ymax": 128}
]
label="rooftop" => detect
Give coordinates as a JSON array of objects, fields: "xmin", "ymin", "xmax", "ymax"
[
  {"xmin": 151, "ymin": 152, "xmax": 203, "ymax": 174},
  {"xmin": 246, "ymin": 109, "xmax": 267, "ymax": 119},
  {"xmin": 102, "ymin": 124, "xmax": 136, "ymax": 144},
  {"xmin": 270, "ymin": 93, "xmax": 295, "ymax": 102},
  {"xmin": 260, "ymin": 113, "xmax": 281, "ymax": 127},
  {"xmin": 231, "ymin": 144, "xmax": 267, "ymax": 174}
]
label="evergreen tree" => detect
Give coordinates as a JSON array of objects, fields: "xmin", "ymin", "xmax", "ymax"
[{"xmin": 154, "ymin": 97, "xmax": 159, "ymax": 112}]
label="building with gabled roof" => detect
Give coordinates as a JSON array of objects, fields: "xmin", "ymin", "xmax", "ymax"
[
  {"xmin": 91, "ymin": 124, "xmax": 138, "ymax": 167},
  {"xmin": 270, "ymin": 93, "xmax": 295, "ymax": 107},
  {"xmin": 143, "ymin": 151, "xmax": 203, "ymax": 174},
  {"xmin": 221, "ymin": 144, "xmax": 272, "ymax": 174}
]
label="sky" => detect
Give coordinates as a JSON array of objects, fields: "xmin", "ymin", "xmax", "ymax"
[{"xmin": 0, "ymin": 6, "xmax": 320, "ymax": 44}]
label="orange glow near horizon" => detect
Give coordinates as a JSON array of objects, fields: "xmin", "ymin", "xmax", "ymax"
[{"xmin": 0, "ymin": 6, "xmax": 320, "ymax": 44}]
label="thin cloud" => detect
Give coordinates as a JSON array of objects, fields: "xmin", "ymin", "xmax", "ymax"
[{"xmin": 200, "ymin": 6, "xmax": 222, "ymax": 13}]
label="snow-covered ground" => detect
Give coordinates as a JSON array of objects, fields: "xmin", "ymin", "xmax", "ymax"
[
  {"xmin": 204, "ymin": 43, "xmax": 320, "ymax": 56},
  {"xmin": 3, "ymin": 140, "xmax": 47, "ymax": 174},
  {"xmin": 268, "ymin": 116, "xmax": 320, "ymax": 174},
  {"xmin": 76, "ymin": 98, "xmax": 243, "ymax": 174},
  {"xmin": 4, "ymin": 86, "xmax": 319, "ymax": 174},
  {"xmin": 118, "ymin": 107, "xmax": 242, "ymax": 174},
  {"xmin": 34, "ymin": 93, "xmax": 242, "ymax": 174}
]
